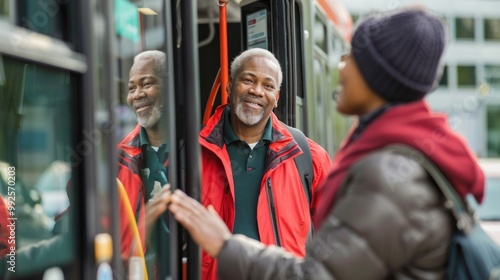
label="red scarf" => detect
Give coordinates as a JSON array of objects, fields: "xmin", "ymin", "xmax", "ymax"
[{"xmin": 313, "ymin": 100, "xmax": 485, "ymax": 227}]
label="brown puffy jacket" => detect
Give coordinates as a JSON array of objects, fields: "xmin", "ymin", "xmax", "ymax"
[{"xmin": 216, "ymin": 149, "xmax": 454, "ymax": 279}]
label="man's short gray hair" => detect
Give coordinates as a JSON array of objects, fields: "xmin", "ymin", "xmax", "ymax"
[
  {"xmin": 230, "ymin": 48, "xmax": 282, "ymax": 89},
  {"xmin": 134, "ymin": 50, "xmax": 167, "ymax": 81}
]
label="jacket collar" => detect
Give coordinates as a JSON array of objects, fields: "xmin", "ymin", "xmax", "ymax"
[
  {"xmin": 200, "ymin": 104, "xmax": 301, "ymax": 171},
  {"xmin": 222, "ymin": 106, "xmax": 273, "ymax": 145},
  {"xmin": 201, "ymin": 104, "xmax": 292, "ymax": 150}
]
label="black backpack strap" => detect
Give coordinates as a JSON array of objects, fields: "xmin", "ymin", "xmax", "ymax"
[
  {"xmin": 383, "ymin": 144, "xmax": 475, "ymax": 233},
  {"xmin": 285, "ymin": 125, "xmax": 313, "ymax": 204},
  {"xmin": 285, "ymin": 124, "xmax": 315, "ymax": 245}
]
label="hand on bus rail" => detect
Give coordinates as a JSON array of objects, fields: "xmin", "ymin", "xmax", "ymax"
[
  {"xmin": 145, "ymin": 184, "xmax": 171, "ymax": 237},
  {"xmin": 168, "ymin": 189, "xmax": 231, "ymax": 257}
]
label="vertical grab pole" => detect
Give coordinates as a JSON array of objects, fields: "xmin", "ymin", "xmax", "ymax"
[
  {"xmin": 219, "ymin": 1, "xmax": 229, "ymax": 104},
  {"xmin": 163, "ymin": 0, "xmax": 180, "ymax": 279},
  {"xmin": 102, "ymin": 0, "xmax": 120, "ymax": 276},
  {"xmin": 181, "ymin": 0, "xmax": 202, "ymax": 279}
]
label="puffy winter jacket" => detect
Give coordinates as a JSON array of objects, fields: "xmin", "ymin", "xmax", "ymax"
[
  {"xmin": 214, "ymin": 100, "xmax": 485, "ymax": 279},
  {"xmin": 216, "ymin": 149, "xmax": 454, "ymax": 279},
  {"xmin": 199, "ymin": 105, "xmax": 331, "ymax": 280}
]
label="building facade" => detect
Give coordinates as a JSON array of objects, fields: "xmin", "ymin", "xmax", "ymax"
[{"xmin": 341, "ymin": 0, "xmax": 500, "ymax": 157}]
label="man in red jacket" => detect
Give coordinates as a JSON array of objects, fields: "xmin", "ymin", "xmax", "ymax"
[
  {"xmin": 199, "ymin": 48, "xmax": 331, "ymax": 279},
  {"xmin": 116, "ymin": 50, "xmax": 171, "ymax": 269}
]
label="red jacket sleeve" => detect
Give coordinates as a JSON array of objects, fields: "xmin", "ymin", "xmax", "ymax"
[{"xmin": 0, "ymin": 196, "xmax": 11, "ymax": 257}]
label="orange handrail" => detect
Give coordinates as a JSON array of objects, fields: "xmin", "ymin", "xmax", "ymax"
[
  {"xmin": 203, "ymin": 0, "xmax": 229, "ymax": 125},
  {"xmin": 219, "ymin": 1, "xmax": 229, "ymax": 104},
  {"xmin": 117, "ymin": 178, "xmax": 148, "ymax": 280},
  {"xmin": 203, "ymin": 69, "xmax": 221, "ymax": 125}
]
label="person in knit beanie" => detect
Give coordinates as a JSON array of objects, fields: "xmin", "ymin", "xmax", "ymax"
[
  {"xmin": 350, "ymin": 8, "xmax": 445, "ymax": 103},
  {"xmin": 336, "ymin": 7, "xmax": 445, "ymax": 117},
  {"xmin": 164, "ymin": 7, "xmax": 484, "ymax": 280}
]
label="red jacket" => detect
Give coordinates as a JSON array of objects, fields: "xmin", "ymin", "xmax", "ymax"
[
  {"xmin": 116, "ymin": 125, "xmax": 147, "ymax": 259},
  {"xmin": 199, "ymin": 105, "xmax": 331, "ymax": 280},
  {"xmin": 0, "ymin": 197, "xmax": 10, "ymax": 257}
]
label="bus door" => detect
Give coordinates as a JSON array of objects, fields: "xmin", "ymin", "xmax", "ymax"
[
  {"xmin": 240, "ymin": 0, "xmax": 307, "ymax": 130},
  {"xmin": 0, "ymin": 0, "xmax": 202, "ymax": 279},
  {"xmin": 170, "ymin": 1, "xmax": 203, "ymax": 279},
  {"xmin": 112, "ymin": 0, "xmax": 202, "ymax": 279},
  {"xmin": 0, "ymin": 1, "xmax": 117, "ymax": 279}
]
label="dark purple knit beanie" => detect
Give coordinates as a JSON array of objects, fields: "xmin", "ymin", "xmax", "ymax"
[{"xmin": 351, "ymin": 8, "xmax": 446, "ymax": 103}]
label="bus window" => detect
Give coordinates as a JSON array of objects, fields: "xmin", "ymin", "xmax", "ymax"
[
  {"xmin": 114, "ymin": 1, "xmax": 176, "ymax": 279},
  {"xmin": 328, "ymin": 30, "xmax": 352, "ymax": 153},
  {"xmin": 16, "ymin": 1, "xmax": 74, "ymax": 44},
  {"xmin": 312, "ymin": 58, "xmax": 327, "ymax": 146},
  {"xmin": 0, "ymin": 55, "xmax": 75, "ymax": 277},
  {"xmin": 314, "ymin": 16, "xmax": 327, "ymax": 53}
]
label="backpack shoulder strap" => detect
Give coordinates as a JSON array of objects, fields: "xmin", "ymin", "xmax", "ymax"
[
  {"xmin": 383, "ymin": 144, "xmax": 475, "ymax": 233},
  {"xmin": 284, "ymin": 125, "xmax": 313, "ymax": 204}
]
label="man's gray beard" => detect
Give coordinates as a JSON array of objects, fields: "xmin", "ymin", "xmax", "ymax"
[
  {"xmin": 234, "ymin": 101, "xmax": 264, "ymax": 126},
  {"xmin": 138, "ymin": 103, "xmax": 163, "ymax": 128}
]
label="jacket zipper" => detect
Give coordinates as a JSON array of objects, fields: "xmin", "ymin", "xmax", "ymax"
[{"xmin": 266, "ymin": 177, "xmax": 282, "ymax": 247}]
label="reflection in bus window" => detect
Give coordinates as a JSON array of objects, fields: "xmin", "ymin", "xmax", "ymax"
[
  {"xmin": 17, "ymin": 1, "xmax": 74, "ymax": 43},
  {"xmin": 114, "ymin": 1, "xmax": 172, "ymax": 278},
  {"xmin": 117, "ymin": 50, "xmax": 172, "ymax": 279},
  {"xmin": 0, "ymin": 56, "xmax": 75, "ymax": 276}
]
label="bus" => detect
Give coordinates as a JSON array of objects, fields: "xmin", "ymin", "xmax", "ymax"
[{"xmin": 0, "ymin": 0, "xmax": 352, "ymax": 279}]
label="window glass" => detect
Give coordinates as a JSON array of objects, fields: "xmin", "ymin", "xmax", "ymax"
[
  {"xmin": 439, "ymin": 65, "xmax": 448, "ymax": 87},
  {"xmin": 487, "ymin": 106, "xmax": 500, "ymax": 157},
  {"xmin": 0, "ymin": 1, "xmax": 9, "ymax": 20},
  {"xmin": 17, "ymin": 1, "xmax": 72, "ymax": 42},
  {"xmin": 457, "ymin": 65, "xmax": 476, "ymax": 87},
  {"xmin": 314, "ymin": 16, "xmax": 327, "ymax": 52},
  {"xmin": 455, "ymin": 17, "xmax": 475, "ymax": 40},
  {"xmin": 485, "ymin": 65, "xmax": 500, "ymax": 88},
  {"xmin": 294, "ymin": 3, "xmax": 304, "ymax": 98},
  {"xmin": 114, "ymin": 1, "xmax": 172, "ymax": 278},
  {"xmin": 484, "ymin": 18, "xmax": 500, "ymax": 41},
  {"xmin": 312, "ymin": 58, "xmax": 327, "ymax": 146},
  {"xmin": 0, "ymin": 55, "xmax": 75, "ymax": 276}
]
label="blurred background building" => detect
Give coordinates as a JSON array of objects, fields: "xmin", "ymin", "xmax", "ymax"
[{"xmin": 341, "ymin": 0, "xmax": 500, "ymax": 158}]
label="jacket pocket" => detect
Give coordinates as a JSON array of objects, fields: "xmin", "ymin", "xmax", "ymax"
[{"xmin": 266, "ymin": 177, "xmax": 282, "ymax": 247}]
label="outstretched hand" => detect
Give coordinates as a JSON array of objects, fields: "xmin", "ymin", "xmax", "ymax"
[
  {"xmin": 145, "ymin": 184, "xmax": 171, "ymax": 236},
  {"xmin": 168, "ymin": 190, "xmax": 232, "ymax": 257}
]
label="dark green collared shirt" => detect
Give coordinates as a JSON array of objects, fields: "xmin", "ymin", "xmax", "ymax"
[
  {"xmin": 139, "ymin": 127, "xmax": 169, "ymax": 201},
  {"xmin": 223, "ymin": 107, "xmax": 272, "ymax": 241}
]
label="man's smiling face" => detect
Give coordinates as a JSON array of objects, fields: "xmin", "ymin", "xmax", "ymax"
[
  {"xmin": 127, "ymin": 57, "xmax": 164, "ymax": 128},
  {"xmin": 228, "ymin": 56, "xmax": 280, "ymax": 127}
]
